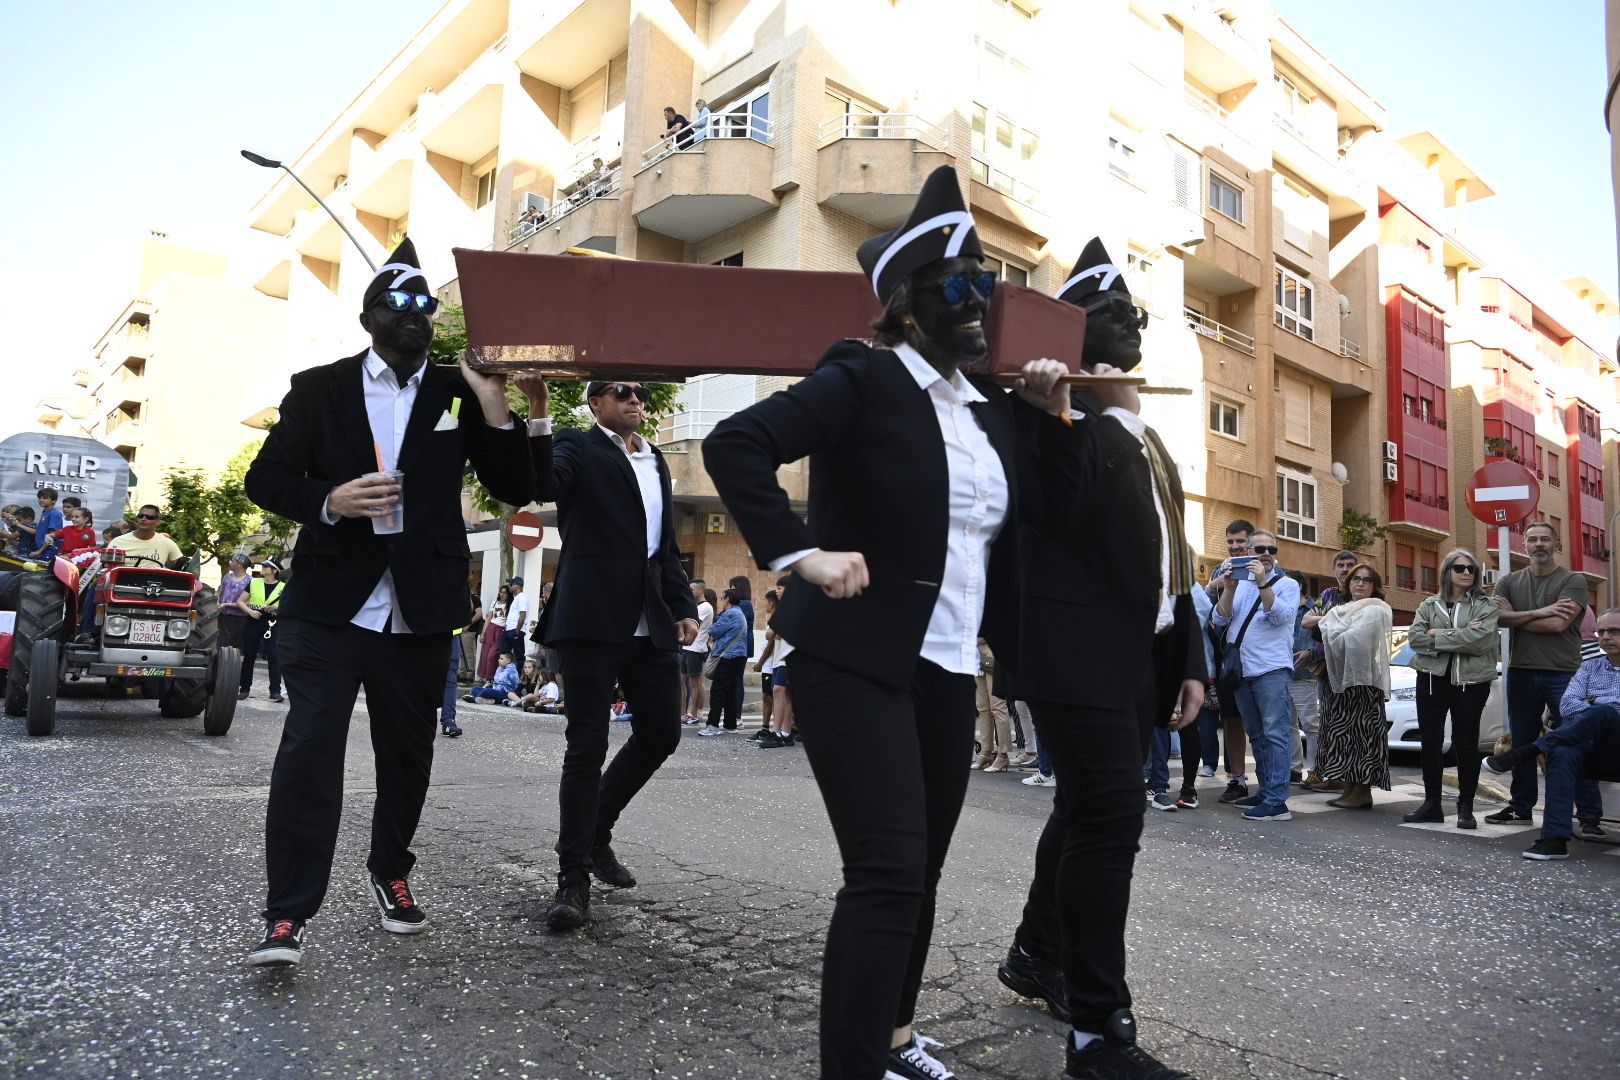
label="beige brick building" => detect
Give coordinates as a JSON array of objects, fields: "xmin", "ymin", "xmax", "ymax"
[{"xmin": 233, "ymin": 0, "xmax": 1615, "ymax": 613}]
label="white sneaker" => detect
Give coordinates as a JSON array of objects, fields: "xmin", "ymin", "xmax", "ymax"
[
  {"xmin": 1197, "ymin": 765, "xmax": 1215, "ymax": 777},
  {"xmin": 698, "ymin": 725, "xmax": 723, "ymax": 737},
  {"xmin": 1021, "ymin": 772, "xmax": 1056, "ymax": 787}
]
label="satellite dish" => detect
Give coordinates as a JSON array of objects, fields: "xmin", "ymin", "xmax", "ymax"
[{"xmin": 1331, "ymin": 462, "xmax": 1350, "ymax": 485}]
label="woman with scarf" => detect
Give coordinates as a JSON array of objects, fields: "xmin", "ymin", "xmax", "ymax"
[
  {"xmin": 1310, "ymin": 563, "xmax": 1394, "ymax": 809},
  {"xmin": 1404, "ymin": 548, "xmax": 1499, "ymax": 828}
]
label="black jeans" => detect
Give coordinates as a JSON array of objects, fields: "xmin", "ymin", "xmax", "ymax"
[
  {"xmin": 554, "ymin": 638, "xmax": 681, "ymax": 878},
  {"xmin": 707, "ymin": 656, "xmax": 745, "ymax": 729},
  {"xmin": 239, "ymin": 618, "xmax": 274, "ymax": 694},
  {"xmin": 1415, "ymin": 674, "xmax": 1491, "ymax": 805},
  {"xmin": 263, "ymin": 618, "xmax": 450, "ymax": 920},
  {"xmin": 791, "ymin": 652, "xmax": 975, "ymax": 1080}
]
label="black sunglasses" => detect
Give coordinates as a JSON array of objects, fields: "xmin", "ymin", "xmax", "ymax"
[
  {"xmin": 1596, "ymin": 626, "xmax": 1620, "ymax": 636},
  {"xmin": 1251, "ymin": 545, "xmax": 1278, "ymax": 555},
  {"xmin": 604, "ymin": 383, "xmax": 651, "ymax": 403},
  {"xmin": 380, "ymin": 290, "xmax": 439, "ymax": 315},
  {"xmin": 136, "ymin": 512, "xmax": 160, "ymax": 520},
  {"xmin": 940, "ymin": 272, "xmax": 998, "ymax": 305},
  {"xmin": 1450, "ymin": 564, "xmax": 1477, "ymax": 574},
  {"xmin": 1350, "ymin": 575, "xmax": 1375, "ymax": 584},
  {"xmin": 1085, "ymin": 297, "xmax": 1149, "ymax": 330}
]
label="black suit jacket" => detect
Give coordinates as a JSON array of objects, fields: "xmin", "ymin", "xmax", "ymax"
[
  {"xmin": 702, "ymin": 340, "xmax": 1024, "ymax": 689},
  {"xmin": 1008, "ymin": 392, "xmax": 1207, "ymax": 711},
  {"xmin": 531, "ymin": 425, "xmax": 698, "ymax": 650},
  {"xmin": 244, "ymin": 351, "xmax": 534, "ymax": 634}
]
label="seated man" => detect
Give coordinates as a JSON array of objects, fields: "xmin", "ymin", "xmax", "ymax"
[{"xmin": 1486, "ymin": 605, "xmax": 1620, "ymax": 860}]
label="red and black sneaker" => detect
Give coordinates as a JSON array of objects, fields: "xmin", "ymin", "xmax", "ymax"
[
  {"xmin": 369, "ymin": 873, "xmax": 429, "ymax": 934},
  {"xmin": 247, "ymin": 918, "xmax": 305, "ymax": 967}
]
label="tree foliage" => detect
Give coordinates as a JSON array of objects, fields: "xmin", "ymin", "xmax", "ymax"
[
  {"xmin": 157, "ymin": 441, "xmax": 292, "ymax": 573},
  {"xmin": 1338, "ymin": 508, "xmax": 1388, "ymax": 552}
]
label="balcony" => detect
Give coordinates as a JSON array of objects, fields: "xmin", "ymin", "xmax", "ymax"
[
  {"xmin": 1184, "ymin": 306, "xmax": 1255, "ymax": 355},
  {"xmin": 816, "ymin": 114, "xmax": 955, "ymax": 228},
  {"xmin": 414, "ymin": 48, "xmax": 504, "ymax": 165},
  {"xmin": 349, "ymin": 155, "xmax": 414, "ymax": 221},
  {"xmin": 507, "ymin": 169, "xmax": 622, "ymax": 255},
  {"xmin": 1208, "ymin": 463, "xmax": 1264, "ymax": 508},
  {"xmin": 1339, "ymin": 336, "xmax": 1361, "ymax": 360},
  {"xmin": 291, "ymin": 205, "xmax": 346, "ymax": 263},
  {"xmin": 1184, "ymin": 81, "xmax": 1231, "ymax": 120},
  {"xmin": 632, "ymin": 116, "xmax": 777, "ymax": 242}
]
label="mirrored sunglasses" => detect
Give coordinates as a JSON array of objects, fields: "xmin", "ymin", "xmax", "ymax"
[
  {"xmin": 940, "ymin": 272, "xmax": 998, "ymax": 305},
  {"xmin": 381, "ymin": 290, "xmax": 439, "ymax": 315}
]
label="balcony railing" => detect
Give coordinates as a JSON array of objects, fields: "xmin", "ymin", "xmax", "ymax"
[
  {"xmin": 657, "ymin": 408, "xmax": 733, "ymax": 444},
  {"xmin": 816, "ymin": 113, "xmax": 950, "ymax": 151},
  {"xmin": 1339, "ymin": 336, "xmax": 1361, "ymax": 360},
  {"xmin": 1184, "ymin": 82, "xmax": 1231, "ymax": 119},
  {"xmin": 642, "ymin": 111, "xmax": 772, "ymax": 169},
  {"xmin": 1183, "ymin": 306, "xmax": 1255, "ymax": 355},
  {"xmin": 506, "ymin": 167, "xmax": 622, "ymax": 244},
  {"xmin": 970, "ymin": 156, "xmax": 1040, "ymax": 207}
]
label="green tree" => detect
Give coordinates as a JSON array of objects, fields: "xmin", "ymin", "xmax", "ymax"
[
  {"xmin": 1338, "ymin": 508, "xmax": 1388, "ymax": 552},
  {"xmin": 159, "ymin": 466, "xmax": 259, "ymax": 573},
  {"xmin": 223, "ymin": 441, "xmax": 297, "ymax": 556}
]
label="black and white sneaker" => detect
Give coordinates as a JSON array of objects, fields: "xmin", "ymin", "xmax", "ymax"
[
  {"xmin": 246, "ymin": 918, "xmax": 305, "ymax": 967},
  {"xmin": 1483, "ymin": 746, "xmax": 1533, "ymax": 775},
  {"xmin": 1522, "ymin": 837, "xmax": 1569, "ymax": 861},
  {"xmin": 1064, "ymin": 1009, "xmax": 1194, "ymax": 1079},
  {"xmin": 369, "ymin": 873, "xmax": 429, "ymax": 934},
  {"xmin": 885, "ymin": 1033, "xmax": 954, "ymax": 1079},
  {"xmin": 1577, "ymin": 818, "xmax": 1607, "ymax": 839}
]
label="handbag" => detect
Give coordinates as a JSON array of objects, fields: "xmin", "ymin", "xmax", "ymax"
[
  {"xmin": 702, "ymin": 652, "xmax": 720, "ymax": 678},
  {"xmin": 1216, "ymin": 574, "xmax": 1277, "ymax": 696}
]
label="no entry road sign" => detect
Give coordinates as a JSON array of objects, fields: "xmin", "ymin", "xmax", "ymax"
[
  {"xmin": 1466, "ymin": 460, "xmax": 1539, "ymax": 526},
  {"xmin": 507, "ymin": 511, "xmax": 545, "ymax": 551}
]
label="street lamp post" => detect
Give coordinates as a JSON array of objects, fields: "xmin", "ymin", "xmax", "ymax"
[{"xmin": 240, "ymin": 150, "xmax": 378, "ymax": 272}]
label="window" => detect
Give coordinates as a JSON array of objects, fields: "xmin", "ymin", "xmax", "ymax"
[
  {"xmin": 713, "ymin": 252, "xmax": 743, "ymax": 267},
  {"xmin": 822, "ymin": 90, "xmax": 883, "ymax": 139},
  {"xmin": 1276, "ymin": 467, "xmax": 1318, "ymax": 544},
  {"xmin": 1127, "ymin": 249, "xmax": 1154, "ymax": 307},
  {"xmin": 475, "ymin": 167, "xmax": 497, "ymax": 209},
  {"xmin": 1209, "ymin": 398, "xmax": 1240, "ymax": 439},
  {"xmin": 1209, "ymin": 173, "xmax": 1243, "ymax": 222},
  {"xmin": 981, "ymin": 253, "xmax": 1030, "ymax": 286},
  {"xmin": 972, "ymin": 5, "xmax": 1039, "ymax": 205},
  {"xmin": 1548, "ymin": 453, "xmax": 1561, "ymax": 488},
  {"xmin": 713, "ymin": 84, "xmax": 771, "ymax": 141},
  {"xmin": 1420, "ymin": 550, "xmax": 1439, "ymax": 594},
  {"xmin": 1274, "ymin": 266, "xmax": 1314, "ymax": 342},
  {"xmin": 1107, "ymin": 135, "xmax": 1136, "ymax": 181},
  {"xmin": 1395, "ymin": 544, "xmax": 1416, "ymax": 591},
  {"xmin": 971, "ymin": 102, "xmax": 1040, "ymax": 205}
]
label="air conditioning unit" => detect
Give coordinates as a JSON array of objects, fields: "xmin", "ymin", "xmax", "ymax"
[
  {"xmin": 1383, "ymin": 440, "xmax": 1399, "ymax": 462},
  {"xmin": 1384, "ymin": 461, "xmax": 1399, "ymax": 482},
  {"xmin": 521, "ymin": 192, "xmax": 550, "ymax": 215}
]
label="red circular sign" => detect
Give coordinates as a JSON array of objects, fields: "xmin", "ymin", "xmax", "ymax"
[
  {"xmin": 1465, "ymin": 460, "xmax": 1540, "ymax": 526},
  {"xmin": 507, "ymin": 511, "xmax": 544, "ymax": 551}
]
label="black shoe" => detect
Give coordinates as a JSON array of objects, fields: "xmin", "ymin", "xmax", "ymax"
[
  {"xmin": 269, "ymin": 694, "xmax": 285, "ymax": 703},
  {"xmin": 246, "ymin": 917, "xmax": 305, "ymax": 967},
  {"xmin": 1577, "ymin": 819, "xmax": 1607, "ymax": 840},
  {"xmin": 996, "ymin": 942, "xmax": 1070, "ymax": 1023},
  {"xmin": 759, "ymin": 731, "xmax": 795, "ymax": 748},
  {"xmin": 1217, "ymin": 780, "xmax": 1248, "ymax": 804},
  {"xmin": 1484, "ymin": 806, "xmax": 1533, "ymax": 825},
  {"xmin": 1289, "ymin": 770, "xmax": 1303, "ymax": 785},
  {"xmin": 885, "ymin": 1034, "xmax": 955, "ymax": 1079},
  {"xmin": 369, "ymin": 873, "xmax": 429, "ymax": 934},
  {"xmin": 441, "ymin": 722, "xmax": 463, "ymax": 738},
  {"xmin": 590, "ymin": 845, "xmax": 636, "ymax": 889},
  {"xmin": 1483, "ymin": 746, "xmax": 1534, "ymax": 775},
  {"xmin": 236, "ymin": 689, "xmax": 250, "ymax": 700},
  {"xmin": 546, "ymin": 875, "xmax": 590, "ymax": 930},
  {"xmin": 1402, "ymin": 800, "xmax": 1444, "ymax": 824},
  {"xmin": 1456, "ymin": 807, "xmax": 1477, "ymax": 830},
  {"xmin": 1064, "ymin": 1009, "xmax": 1195, "ymax": 1079},
  {"xmin": 1522, "ymin": 837, "xmax": 1569, "ymax": 861}
]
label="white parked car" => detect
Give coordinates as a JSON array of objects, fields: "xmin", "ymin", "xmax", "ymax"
[{"xmin": 1385, "ymin": 626, "xmax": 1505, "ymax": 756}]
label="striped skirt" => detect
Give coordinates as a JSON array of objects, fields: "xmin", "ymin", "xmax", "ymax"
[{"xmin": 1316, "ymin": 684, "xmax": 1391, "ymax": 790}]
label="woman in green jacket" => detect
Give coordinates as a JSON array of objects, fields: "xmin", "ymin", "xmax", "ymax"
[{"xmin": 1406, "ymin": 547, "xmax": 1500, "ymax": 829}]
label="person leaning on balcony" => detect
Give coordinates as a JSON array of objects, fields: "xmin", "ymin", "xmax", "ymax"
[
  {"xmin": 702, "ymin": 164, "xmax": 1067, "ymax": 1080},
  {"xmin": 662, "ymin": 105, "xmax": 691, "ymax": 148},
  {"xmin": 1403, "ymin": 548, "xmax": 1499, "ymax": 829},
  {"xmin": 690, "ymin": 99, "xmax": 711, "ymax": 143}
]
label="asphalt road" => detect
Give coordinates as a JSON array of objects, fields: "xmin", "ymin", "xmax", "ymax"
[{"xmin": 1, "ymin": 684, "xmax": 1616, "ymax": 1080}]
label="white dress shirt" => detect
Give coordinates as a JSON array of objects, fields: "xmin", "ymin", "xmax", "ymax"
[
  {"xmin": 599, "ymin": 423, "xmax": 664, "ymax": 637},
  {"xmin": 1103, "ymin": 407, "xmax": 1175, "ymax": 634}
]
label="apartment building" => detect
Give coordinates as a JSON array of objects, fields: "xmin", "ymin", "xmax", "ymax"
[
  {"xmin": 237, "ymin": 0, "xmax": 1616, "ymax": 603},
  {"xmin": 37, "ymin": 234, "xmax": 288, "ymax": 514}
]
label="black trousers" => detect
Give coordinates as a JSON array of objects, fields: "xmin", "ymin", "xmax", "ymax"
[
  {"xmin": 707, "ymin": 656, "xmax": 745, "ymax": 729},
  {"xmin": 1415, "ymin": 675, "xmax": 1491, "ymax": 805},
  {"xmin": 791, "ymin": 652, "xmax": 976, "ymax": 1080},
  {"xmin": 263, "ymin": 618, "xmax": 450, "ymax": 920},
  {"xmin": 239, "ymin": 618, "xmax": 270, "ymax": 693},
  {"xmin": 1015, "ymin": 632, "xmax": 1172, "ymax": 1033},
  {"xmin": 555, "ymin": 637, "xmax": 681, "ymax": 878}
]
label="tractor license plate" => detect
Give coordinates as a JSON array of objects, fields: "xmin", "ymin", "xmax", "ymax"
[{"xmin": 129, "ymin": 620, "xmax": 166, "ymax": 646}]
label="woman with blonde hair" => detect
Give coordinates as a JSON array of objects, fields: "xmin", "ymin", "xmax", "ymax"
[
  {"xmin": 1404, "ymin": 548, "xmax": 1499, "ymax": 828},
  {"xmin": 1308, "ymin": 563, "xmax": 1393, "ymax": 809}
]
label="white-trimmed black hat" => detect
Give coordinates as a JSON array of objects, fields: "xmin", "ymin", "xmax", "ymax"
[
  {"xmin": 1055, "ymin": 237, "xmax": 1129, "ymax": 308},
  {"xmin": 362, "ymin": 235, "xmax": 429, "ymax": 311},
  {"xmin": 856, "ymin": 166, "xmax": 982, "ymax": 304}
]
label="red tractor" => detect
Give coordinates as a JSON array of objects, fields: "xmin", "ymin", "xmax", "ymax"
[{"xmin": 0, "ymin": 549, "xmax": 240, "ymax": 737}]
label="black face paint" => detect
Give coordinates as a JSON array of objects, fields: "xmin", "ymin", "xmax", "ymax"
[
  {"xmin": 1082, "ymin": 300, "xmax": 1144, "ymax": 371},
  {"xmin": 366, "ymin": 302, "xmax": 434, "ymax": 357},
  {"xmin": 907, "ymin": 255, "xmax": 991, "ymax": 359}
]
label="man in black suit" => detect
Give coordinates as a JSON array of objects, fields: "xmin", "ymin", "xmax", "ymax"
[
  {"xmin": 243, "ymin": 237, "xmax": 534, "ymax": 967},
  {"xmin": 519, "ymin": 376, "xmax": 698, "ymax": 930},
  {"xmin": 997, "ymin": 239, "xmax": 1204, "ymax": 1080}
]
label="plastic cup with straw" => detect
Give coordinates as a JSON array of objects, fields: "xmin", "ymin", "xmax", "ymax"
[{"xmin": 371, "ymin": 442, "xmax": 405, "ymax": 535}]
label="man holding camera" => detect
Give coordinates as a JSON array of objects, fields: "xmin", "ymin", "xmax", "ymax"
[{"xmin": 1211, "ymin": 530, "xmax": 1301, "ymax": 822}]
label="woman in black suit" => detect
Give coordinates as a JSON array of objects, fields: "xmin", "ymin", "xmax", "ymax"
[{"xmin": 704, "ymin": 166, "xmax": 1068, "ymax": 1080}]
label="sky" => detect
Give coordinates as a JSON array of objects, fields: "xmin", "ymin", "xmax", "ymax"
[{"xmin": 1, "ymin": 0, "xmax": 1615, "ymax": 438}]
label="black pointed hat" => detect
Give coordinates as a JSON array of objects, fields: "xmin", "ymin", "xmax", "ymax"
[
  {"xmin": 362, "ymin": 235, "xmax": 430, "ymax": 311},
  {"xmin": 856, "ymin": 165, "xmax": 982, "ymax": 304},
  {"xmin": 1056, "ymin": 237, "xmax": 1129, "ymax": 308}
]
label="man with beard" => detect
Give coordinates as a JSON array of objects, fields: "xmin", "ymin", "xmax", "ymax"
[
  {"xmin": 996, "ymin": 238, "xmax": 1204, "ymax": 1080},
  {"xmin": 243, "ymin": 237, "xmax": 534, "ymax": 967}
]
